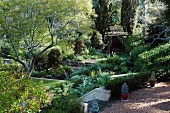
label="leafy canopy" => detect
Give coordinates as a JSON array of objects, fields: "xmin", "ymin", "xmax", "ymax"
[{"xmin": 0, "ymin": 0, "xmax": 94, "ymax": 75}]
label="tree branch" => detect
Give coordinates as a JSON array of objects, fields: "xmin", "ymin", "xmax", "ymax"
[
  {"xmin": 0, "ymin": 53, "xmax": 29, "ymax": 71},
  {"xmin": 149, "ymin": 28, "xmax": 170, "ymax": 45},
  {"xmin": 35, "ymin": 24, "xmax": 54, "ymax": 57}
]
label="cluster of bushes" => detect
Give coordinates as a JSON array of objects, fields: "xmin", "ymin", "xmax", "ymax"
[
  {"xmin": 107, "ymin": 34, "xmax": 169, "ymax": 100},
  {"xmin": 41, "ymin": 81, "xmax": 84, "ymax": 113},
  {"xmin": 74, "ymin": 39, "xmax": 87, "ymax": 55},
  {"xmin": 34, "ymin": 31, "xmax": 105, "ymax": 70},
  {"xmin": 135, "ymin": 43, "xmax": 170, "ymax": 80},
  {"xmin": 70, "ymin": 72, "xmax": 111, "ymax": 96},
  {"xmin": 67, "ymin": 55, "xmax": 131, "ymax": 96},
  {"xmin": 126, "ymin": 35, "xmax": 170, "ymax": 81},
  {"xmin": 125, "ymin": 35, "xmax": 144, "ymax": 54},
  {"xmin": 71, "ymin": 55, "xmax": 129, "ymax": 77},
  {"xmin": 0, "ymin": 71, "xmax": 50, "ymax": 113},
  {"xmin": 90, "ymin": 31, "xmax": 104, "ymax": 49},
  {"xmin": 32, "ymin": 65, "xmax": 73, "ymax": 80},
  {"xmin": 40, "ymin": 54, "xmax": 133, "ymax": 112},
  {"xmin": 102, "ymin": 55, "xmax": 129, "ymax": 74},
  {"xmin": 130, "ymin": 45, "xmax": 151, "ymax": 61},
  {"xmin": 0, "ymin": 63, "xmax": 25, "ymax": 79},
  {"xmin": 105, "ymin": 69, "xmax": 150, "ymax": 99},
  {"xmin": 34, "ymin": 46, "xmax": 63, "ymax": 71}
]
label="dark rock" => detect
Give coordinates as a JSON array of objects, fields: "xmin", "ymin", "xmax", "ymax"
[{"xmin": 54, "ymin": 74, "xmax": 66, "ymax": 80}]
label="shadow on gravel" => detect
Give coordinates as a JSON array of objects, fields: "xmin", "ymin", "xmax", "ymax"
[{"xmin": 152, "ymin": 101, "xmax": 170, "ymax": 111}]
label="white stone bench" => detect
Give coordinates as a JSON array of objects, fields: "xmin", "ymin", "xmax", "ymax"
[{"xmin": 80, "ymin": 86, "xmax": 111, "ymax": 102}]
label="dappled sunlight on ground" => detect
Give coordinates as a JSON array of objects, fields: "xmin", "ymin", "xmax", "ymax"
[{"xmin": 102, "ymin": 82, "xmax": 170, "ymax": 113}]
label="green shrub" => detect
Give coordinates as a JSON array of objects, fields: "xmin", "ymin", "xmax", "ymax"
[
  {"xmin": 105, "ymin": 72, "xmax": 149, "ymax": 99},
  {"xmin": 90, "ymin": 31, "xmax": 104, "ymax": 49},
  {"xmin": 0, "ymin": 58, "xmax": 3, "ymax": 64},
  {"xmin": 41, "ymin": 95, "xmax": 83, "ymax": 113},
  {"xmin": 0, "ymin": 63, "xmax": 25, "ymax": 78},
  {"xmin": 34, "ymin": 53, "xmax": 48, "ymax": 71},
  {"xmin": 70, "ymin": 67, "xmax": 91, "ymax": 77},
  {"xmin": 47, "ymin": 47, "xmax": 62, "ymax": 68},
  {"xmin": 58, "ymin": 40, "xmax": 75, "ymax": 61},
  {"xmin": 125, "ymin": 35, "xmax": 143, "ymax": 53},
  {"xmin": 135, "ymin": 43, "xmax": 170, "ymax": 76},
  {"xmin": 105, "ymin": 77, "xmax": 125, "ymax": 98},
  {"xmin": 43, "ymin": 81, "xmax": 84, "ymax": 113},
  {"xmin": 106, "ymin": 55, "xmax": 121, "ymax": 65},
  {"xmin": 1, "ymin": 47, "xmax": 10, "ymax": 55},
  {"xmin": 63, "ymin": 65, "xmax": 73, "ymax": 75},
  {"xmin": 130, "ymin": 45, "xmax": 151, "ymax": 61},
  {"xmin": 74, "ymin": 39, "xmax": 86, "ymax": 55},
  {"xmin": 32, "ymin": 70, "xmax": 47, "ymax": 78},
  {"xmin": 55, "ymin": 66, "xmax": 66, "ymax": 75},
  {"xmin": 69, "ymin": 75, "xmax": 83, "ymax": 88},
  {"xmin": 0, "ymin": 71, "xmax": 50, "ymax": 113},
  {"xmin": 71, "ymin": 62, "xmax": 114, "ymax": 77},
  {"xmin": 120, "ymin": 66, "xmax": 128, "ymax": 74},
  {"xmin": 74, "ymin": 76, "xmax": 96, "ymax": 96},
  {"xmin": 90, "ymin": 62, "xmax": 103, "ymax": 71},
  {"xmin": 96, "ymin": 74, "xmax": 111, "ymax": 87},
  {"xmin": 113, "ymin": 66, "xmax": 119, "ymax": 72},
  {"xmin": 71, "ymin": 55, "xmax": 129, "ymax": 77},
  {"xmin": 75, "ymin": 55, "xmax": 85, "ymax": 61},
  {"xmin": 0, "ymin": 63, "xmax": 22, "ymax": 71},
  {"xmin": 71, "ymin": 73, "xmax": 110, "ymax": 96},
  {"xmin": 70, "ymin": 73, "xmax": 111, "ymax": 96},
  {"xmin": 35, "ymin": 46, "xmax": 63, "ymax": 71},
  {"xmin": 120, "ymin": 61, "xmax": 126, "ymax": 67}
]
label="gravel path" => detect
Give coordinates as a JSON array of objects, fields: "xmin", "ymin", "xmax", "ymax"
[{"xmin": 101, "ymin": 82, "xmax": 170, "ymax": 113}]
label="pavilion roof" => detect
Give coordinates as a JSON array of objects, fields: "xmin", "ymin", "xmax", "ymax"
[{"xmin": 105, "ymin": 27, "xmax": 128, "ymax": 36}]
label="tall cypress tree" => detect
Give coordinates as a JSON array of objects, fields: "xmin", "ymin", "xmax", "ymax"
[
  {"xmin": 93, "ymin": 0, "xmax": 112, "ymax": 41},
  {"xmin": 121, "ymin": 0, "xmax": 134, "ymax": 35}
]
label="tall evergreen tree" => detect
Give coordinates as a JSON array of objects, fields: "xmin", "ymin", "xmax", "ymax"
[
  {"xmin": 121, "ymin": 0, "xmax": 135, "ymax": 35},
  {"xmin": 93, "ymin": 0, "xmax": 112, "ymax": 40}
]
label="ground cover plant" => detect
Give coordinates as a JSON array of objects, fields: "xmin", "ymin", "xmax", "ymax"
[
  {"xmin": 40, "ymin": 81, "xmax": 84, "ymax": 113},
  {"xmin": 0, "ymin": 71, "xmax": 50, "ymax": 113},
  {"xmin": 31, "ymin": 78, "xmax": 64, "ymax": 90}
]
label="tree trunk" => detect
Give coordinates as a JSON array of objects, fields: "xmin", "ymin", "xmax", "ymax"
[
  {"xmin": 142, "ymin": 0, "xmax": 148, "ymax": 39},
  {"xmin": 25, "ymin": 58, "xmax": 35, "ymax": 77},
  {"xmin": 133, "ymin": 6, "xmax": 139, "ymax": 34}
]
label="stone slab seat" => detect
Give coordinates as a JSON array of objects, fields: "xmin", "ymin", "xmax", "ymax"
[{"xmin": 80, "ymin": 86, "xmax": 111, "ymax": 102}]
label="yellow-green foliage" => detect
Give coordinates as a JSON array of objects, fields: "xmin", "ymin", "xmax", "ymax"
[{"xmin": 0, "ymin": 71, "xmax": 50, "ymax": 113}]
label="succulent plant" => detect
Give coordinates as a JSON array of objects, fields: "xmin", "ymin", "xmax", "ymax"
[
  {"xmin": 121, "ymin": 82, "xmax": 129, "ymax": 94},
  {"xmin": 149, "ymin": 71, "xmax": 156, "ymax": 81}
]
